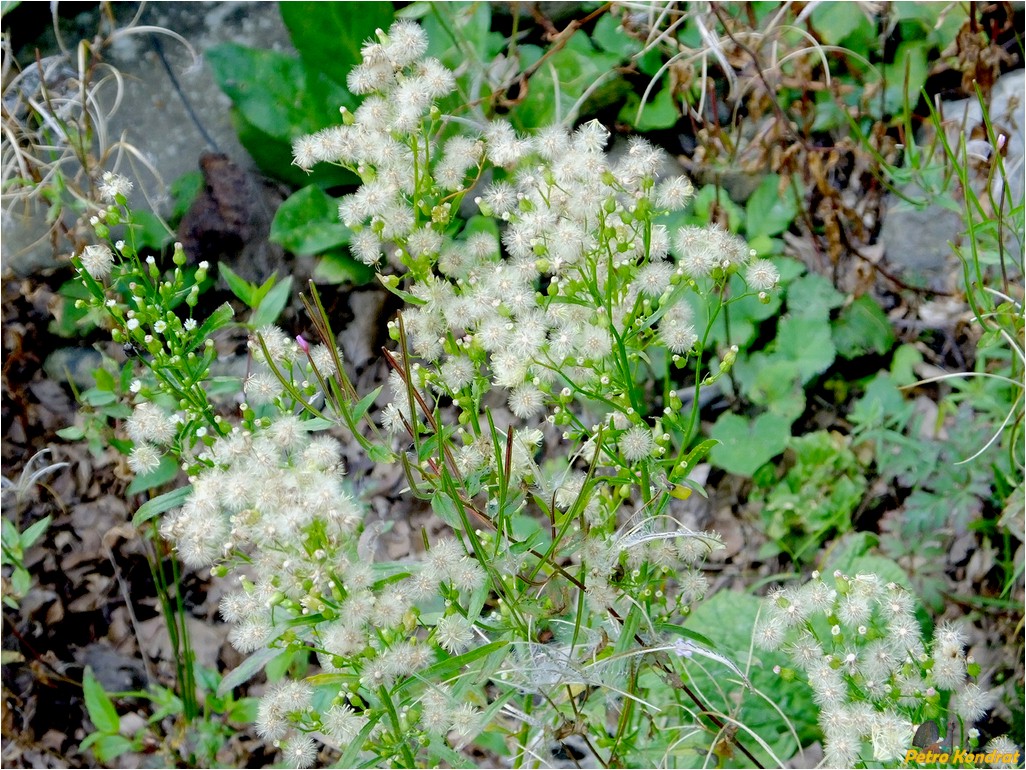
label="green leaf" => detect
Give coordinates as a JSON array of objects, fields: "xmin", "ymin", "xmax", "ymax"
[
  {"xmin": 217, "ymin": 646, "xmax": 281, "ymax": 697},
  {"xmin": 785, "ymin": 272, "xmax": 844, "ymax": 322},
  {"xmin": 19, "ymin": 515, "xmax": 51, "ymax": 549},
  {"xmin": 618, "ymin": 79, "xmax": 679, "ymax": 131},
  {"xmin": 92, "ymin": 367, "xmax": 115, "ymax": 392},
  {"xmin": 774, "ymin": 315, "xmax": 836, "ymax": 382},
  {"xmin": 219, "ymin": 263, "xmax": 257, "ymax": 307},
  {"xmin": 312, "ymin": 252, "xmax": 375, "ymax": 285},
  {"xmin": 430, "ymin": 492, "xmax": 461, "ymax": 530},
  {"xmin": 737, "ymin": 357, "xmax": 806, "ymax": 421},
  {"xmin": 878, "ymin": 41, "xmax": 928, "ymax": 117},
  {"xmin": 351, "ymin": 385, "xmax": 383, "ymax": 423},
  {"xmin": 82, "ymin": 666, "xmax": 120, "ymax": 734},
  {"xmin": 11, "ymin": 568, "xmax": 30, "ymax": 596},
  {"xmin": 336, "ymin": 713, "xmax": 381, "ymax": 769},
  {"xmin": 186, "ymin": 302, "xmax": 234, "ymax": 354},
  {"xmin": 132, "ymin": 485, "xmax": 192, "ymax": 527},
  {"xmin": 91, "ymin": 734, "xmax": 135, "ymax": 763},
  {"xmin": 654, "ymin": 621, "xmax": 715, "ymax": 649},
  {"xmin": 81, "ymin": 387, "xmax": 117, "ymax": 407},
  {"xmin": 890, "ymin": 343, "xmax": 923, "ymax": 387},
  {"xmin": 832, "ymin": 294, "xmax": 895, "ymax": 359},
  {"xmin": 126, "ymin": 456, "xmax": 179, "ymax": 496},
  {"xmin": 250, "ymin": 276, "xmax": 293, "ymax": 328},
  {"xmin": 270, "ymin": 186, "xmax": 351, "ymax": 255},
  {"xmin": 810, "ymin": 1, "xmax": 874, "ymax": 46},
  {"xmin": 2, "ymin": 517, "xmax": 20, "ymax": 554},
  {"xmin": 709, "ymin": 412, "xmax": 791, "ymax": 477},
  {"xmin": 421, "ymin": 3, "xmax": 504, "ymax": 74},
  {"xmin": 745, "ymin": 174, "xmax": 799, "ymax": 238},
  {"xmin": 281, "ymin": 2, "xmax": 393, "ymax": 88},
  {"xmin": 687, "ymin": 184, "xmax": 745, "ymax": 232},
  {"xmin": 673, "ymin": 439, "xmax": 718, "ymax": 483},
  {"xmin": 208, "ymin": 44, "xmax": 342, "ymax": 141},
  {"xmin": 170, "ymin": 171, "xmax": 204, "ymax": 223},
  {"xmin": 227, "ymin": 697, "xmax": 259, "ymax": 725},
  {"xmin": 207, "ymin": 44, "xmax": 355, "ymax": 185},
  {"xmin": 128, "ymin": 211, "xmax": 174, "ymax": 251},
  {"xmin": 592, "ymin": 13, "xmax": 642, "ymax": 55}
]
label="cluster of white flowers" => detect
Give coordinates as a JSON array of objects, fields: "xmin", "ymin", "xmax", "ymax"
[
  {"xmin": 755, "ymin": 570, "xmax": 1012, "ymax": 766},
  {"xmin": 286, "ymin": 21, "xmax": 776, "ymax": 509}
]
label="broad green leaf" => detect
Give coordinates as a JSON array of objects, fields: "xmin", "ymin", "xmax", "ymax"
[
  {"xmin": 745, "ymin": 174, "xmax": 799, "ymax": 238},
  {"xmin": 82, "ymin": 666, "xmax": 120, "ymax": 734},
  {"xmin": 217, "ymin": 646, "xmax": 281, "ymax": 697},
  {"xmin": 421, "ymin": 2, "xmax": 503, "ymax": 73},
  {"xmin": 170, "ymin": 171, "xmax": 204, "ymax": 222},
  {"xmin": 686, "ymin": 184, "xmax": 745, "ymax": 232},
  {"xmin": 737, "ymin": 357, "xmax": 806, "ymax": 421},
  {"xmin": 219, "ymin": 263, "xmax": 257, "ymax": 307},
  {"xmin": 207, "ymin": 44, "xmax": 356, "ymax": 185},
  {"xmin": 431, "ymin": 492, "xmax": 460, "ymax": 532},
  {"xmin": 618, "ymin": 79, "xmax": 679, "ymax": 131},
  {"xmin": 207, "ymin": 44, "xmax": 347, "ymax": 140},
  {"xmin": 11, "ymin": 568, "xmax": 30, "ymax": 596},
  {"xmin": 250, "ymin": 276, "xmax": 293, "ymax": 328},
  {"xmin": 775, "ymin": 315, "xmax": 836, "ymax": 382},
  {"xmin": 1, "ymin": 517, "xmax": 19, "ymax": 555},
  {"xmin": 312, "ymin": 252, "xmax": 375, "ymax": 285},
  {"xmin": 351, "ymin": 385, "xmax": 384, "ymax": 423},
  {"xmin": 592, "ymin": 13, "xmax": 642, "ymax": 55},
  {"xmin": 832, "ymin": 294, "xmax": 895, "ymax": 359},
  {"xmin": 270, "ymin": 186, "xmax": 351, "ymax": 255},
  {"xmin": 81, "ymin": 387, "xmax": 117, "ymax": 407},
  {"xmin": 92, "ymin": 367, "xmax": 115, "ymax": 392},
  {"xmin": 186, "ymin": 302, "xmax": 234, "ymax": 354},
  {"xmin": 132, "ymin": 485, "xmax": 192, "ymax": 527},
  {"xmin": 890, "ymin": 343, "xmax": 923, "ymax": 386},
  {"xmin": 128, "ymin": 211, "xmax": 173, "ymax": 251},
  {"xmin": 91, "ymin": 734, "xmax": 135, "ymax": 763},
  {"xmin": 126, "ymin": 456, "xmax": 179, "ymax": 496},
  {"xmin": 281, "ymin": 2, "xmax": 393, "ymax": 87},
  {"xmin": 709, "ymin": 412, "xmax": 791, "ymax": 477},
  {"xmin": 785, "ymin": 272, "xmax": 844, "ymax": 322},
  {"xmin": 227, "ymin": 696, "xmax": 259, "ymax": 725},
  {"xmin": 810, "ymin": 1, "xmax": 874, "ymax": 46},
  {"xmin": 878, "ymin": 42, "xmax": 928, "ymax": 117},
  {"xmin": 19, "ymin": 515, "xmax": 51, "ymax": 549}
]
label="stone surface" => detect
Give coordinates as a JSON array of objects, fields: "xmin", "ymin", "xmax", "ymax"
[
  {"xmin": 880, "ymin": 69, "xmax": 1025, "ymax": 293},
  {"xmin": 2, "ymin": 2, "xmax": 292, "ymax": 276}
]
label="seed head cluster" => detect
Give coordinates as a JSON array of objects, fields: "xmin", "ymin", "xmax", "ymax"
[{"xmin": 758, "ymin": 570, "xmax": 1004, "ymax": 765}]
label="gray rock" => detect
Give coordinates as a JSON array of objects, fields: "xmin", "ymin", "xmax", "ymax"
[
  {"xmin": 2, "ymin": 3, "xmax": 292, "ymax": 277},
  {"xmin": 881, "ymin": 69, "xmax": 1025, "ymax": 292}
]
